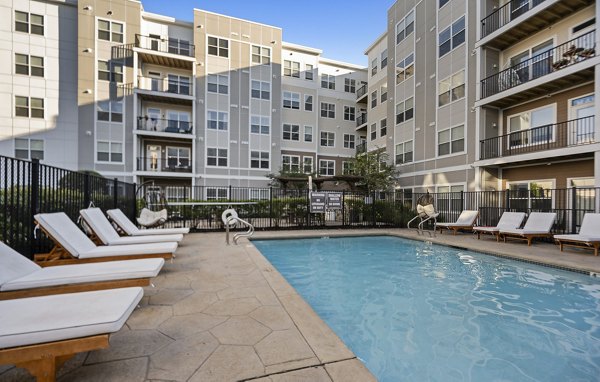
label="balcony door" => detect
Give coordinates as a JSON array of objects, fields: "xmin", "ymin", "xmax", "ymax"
[
  {"xmin": 143, "ymin": 108, "xmax": 161, "ymax": 131},
  {"xmin": 146, "ymin": 145, "xmax": 161, "ymax": 172},
  {"xmin": 508, "ymin": 105, "xmax": 554, "ymax": 148},
  {"xmin": 149, "ymin": 34, "xmax": 161, "ymax": 51},
  {"xmin": 148, "ymin": 71, "xmax": 161, "ymax": 92},
  {"xmin": 570, "ymin": 95, "xmax": 595, "ymax": 144}
]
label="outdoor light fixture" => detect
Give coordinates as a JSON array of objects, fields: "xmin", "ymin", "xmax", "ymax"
[
  {"xmin": 83, "ymin": 48, "xmax": 93, "ymax": 53},
  {"xmin": 107, "ymin": 10, "xmax": 113, "ymax": 15},
  {"xmin": 83, "ymin": 5, "xmax": 92, "ymax": 11}
]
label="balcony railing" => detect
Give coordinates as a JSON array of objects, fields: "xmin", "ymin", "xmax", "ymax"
[
  {"xmin": 356, "ymin": 112, "xmax": 367, "ymax": 127},
  {"xmin": 479, "ymin": 116, "xmax": 595, "ymax": 160},
  {"xmin": 356, "ymin": 141, "xmax": 367, "ymax": 155},
  {"xmin": 137, "ymin": 117, "xmax": 193, "ymax": 135},
  {"xmin": 356, "ymin": 83, "xmax": 368, "ymax": 100},
  {"xmin": 137, "ymin": 75, "xmax": 193, "ymax": 96},
  {"xmin": 135, "ymin": 34, "xmax": 195, "ymax": 57},
  {"xmin": 481, "ymin": 0, "xmax": 546, "ymax": 38},
  {"xmin": 481, "ymin": 30, "xmax": 595, "ymax": 99},
  {"xmin": 137, "ymin": 157, "xmax": 192, "ymax": 173}
]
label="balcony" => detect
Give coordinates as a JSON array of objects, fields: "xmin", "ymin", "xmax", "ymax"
[
  {"xmin": 134, "ymin": 34, "xmax": 195, "ymax": 69},
  {"xmin": 356, "ymin": 141, "xmax": 367, "ymax": 155},
  {"xmin": 356, "ymin": 83, "xmax": 368, "ymax": 103},
  {"xmin": 479, "ymin": 116, "xmax": 595, "ymax": 161},
  {"xmin": 479, "ymin": 0, "xmax": 594, "ymax": 50},
  {"xmin": 137, "ymin": 117, "xmax": 193, "ymax": 136},
  {"xmin": 356, "ymin": 112, "xmax": 368, "ymax": 129},
  {"xmin": 135, "ymin": 75, "xmax": 194, "ymax": 104},
  {"xmin": 136, "ymin": 157, "xmax": 192, "ymax": 174},
  {"xmin": 479, "ymin": 30, "xmax": 595, "ymax": 108}
]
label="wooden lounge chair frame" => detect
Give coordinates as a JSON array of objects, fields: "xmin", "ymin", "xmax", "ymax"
[
  {"xmin": 500, "ymin": 232, "xmax": 553, "ymax": 246},
  {"xmin": 437, "ymin": 211, "xmax": 479, "ymax": 235},
  {"xmin": 33, "ymin": 221, "xmax": 173, "ymax": 267},
  {"xmin": 0, "ymin": 334, "xmax": 108, "ymax": 382},
  {"xmin": 475, "ymin": 230, "xmax": 501, "ymax": 241},
  {"xmin": 555, "ymin": 238, "xmax": 600, "ymax": 256}
]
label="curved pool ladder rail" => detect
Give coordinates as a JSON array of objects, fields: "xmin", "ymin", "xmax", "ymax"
[{"xmin": 225, "ymin": 216, "xmax": 255, "ymax": 245}]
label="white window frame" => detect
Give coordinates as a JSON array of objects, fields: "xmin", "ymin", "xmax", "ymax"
[
  {"xmin": 320, "ymin": 131, "xmax": 335, "ymax": 147},
  {"xmin": 207, "ymin": 36, "xmax": 229, "ymax": 57},
  {"xmin": 206, "ymin": 147, "xmax": 228, "ymax": 167},
  {"xmin": 319, "ymin": 159, "xmax": 335, "ymax": 176},
  {"xmin": 282, "ymin": 124, "xmax": 300, "ymax": 141},
  {"xmin": 395, "ymin": 10, "xmax": 415, "ymax": 45},
  {"xmin": 98, "ymin": 19, "xmax": 123, "ymax": 43},
  {"xmin": 283, "ymin": 91, "xmax": 300, "ymax": 109},
  {"xmin": 207, "ymin": 73, "xmax": 229, "ymax": 94},
  {"xmin": 282, "ymin": 155, "xmax": 301, "ymax": 173},
  {"xmin": 14, "ymin": 138, "xmax": 44, "ymax": 160},
  {"xmin": 320, "ymin": 102, "xmax": 335, "ymax": 118},
  {"xmin": 206, "ymin": 187, "xmax": 229, "ymax": 201},
  {"xmin": 437, "ymin": 124, "xmax": 465, "ymax": 157},
  {"xmin": 343, "ymin": 134, "xmax": 355, "ymax": 149},
  {"xmin": 438, "ymin": 70, "xmax": 465, "ymax": 107},
  {"xmin": 506, "ymin": 104, "xmax": 557, "ymax": 149},
  {"xmin": 284, "ymin": 60, "xmax": 300, "ymax": 77},
  {"xmin": 250, "ymin": 150, "xmax": 270, "ymax": 169},
  {"xmin": 250, "ymin": 115, "xmax": 270, "ymax": 135},
  {"xmin": 304, "ymin": 94, "xmax": 313, "ymax": 111},
  {"xmin": 251, "ymin": 45, "xmax": 271, "ymax": 64},
  {"xmin": 303, "ymin": 156, "xmax": 313, "ymax": 173},
  {"xmin": 321, "ymin": 74, "xmax": 335, "ymax": 90},
  {"xmin": 207, "ymin": 110, "xmax": 229, "ymax": 131},
  {"xmin": 304, "ymin": 125, "xmax": 313, "ymax": 142},
  {"xmin": 344, "ymin": 78, "xmax": 356, "ymax": 93},
  {"xmin": 344, "ymin": 105, "xmax": 356, "ymax": 121},
  {"xmin": 396, "ymin": 53, "xmax": 414, "ymax": 84},
  {"xmin": 395, "ymin": 140, "xmax": 413, "ymax": 165},
  {"xmin": 251, "ymin": 80, "xmax": 270, "ymax": 100}
]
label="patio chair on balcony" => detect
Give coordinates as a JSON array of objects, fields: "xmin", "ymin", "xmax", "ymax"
[
  {"xmin": 0, "ymin": 287, "xmax": 143, "ymax": 381},
  {"xmin": 554, "ymin": 213, "xmax": 600, "ymax": 256},
  {"xmin": 0, "ymin": 242, "xmax": 163, "ymax": 300},
  {"xmin": 437, "ymin": 210, "xmax": 479, "ymax": 235},
  {"xmin": 499, "ymin": 212, "xmax": 556, "ymax": 246},
  {"xmin": 407, "ymin": 193, "xmax": 439, "ymax": 232},
  {"xmin": 107, "ymin": 208, "xmax": 189, "ymax": 236},
  {"xmin": 473, "ymin": 212, "xmax": 526, "ymax": 241}
]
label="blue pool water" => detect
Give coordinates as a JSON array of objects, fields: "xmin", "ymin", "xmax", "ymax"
[{"xmin": 253, "ymin": 236, "xmax": 600, "ymax": 382}]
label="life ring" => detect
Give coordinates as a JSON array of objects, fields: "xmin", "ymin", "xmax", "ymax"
[{"xmin": 222, "ymin": 208, "xmax": 238, "ymax": 227}]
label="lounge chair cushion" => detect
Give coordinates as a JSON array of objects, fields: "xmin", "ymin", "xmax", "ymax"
[
  {"xmin": 79, "ymin": 242, "xmax": 178, "ymax": 259},
  {"xmin": 473, "ymin": 212, "xmax": 526, "ymax": 233},
  {"xmin": 1, "ymin": 258, "xmax": 164, "ymax": 292},
  {"xmin": 501, "ymin": 212, "xmax": 556, "ymax": 235},
  {"xmin": 438, "ymin": 210, "xmax": 478, "ymax": 227},
  {"xmin": 577, "ymin": 213, "xmax": 600, "ymax": 237},
  {"xmin": 553, "ymin": 234, "xmax": 600, "ymax": 242},
  {"xmin": 80, "ymin": 208, "xmax": 184, "ymax": 244},
  {"xmin": 0, "ymin": 287, "xmax": 143, "ymax": 348},
  {"xmin": 34, "ymin": 213, "xmax": 97, "ymax": 258},
  {"xmin": 107, "ymin": 209, "xmax": 189, "ymax": 236},
  {"xmin": 0, "ymin": 243, "xmax": 41, "ymax": 287}
]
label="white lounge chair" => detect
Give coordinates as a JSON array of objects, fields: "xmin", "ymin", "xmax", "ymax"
[
  {"xmin": 473, "ymin": 212, "xmax": 526, "ymax": 241},
  {"xmin": 0, "ymin": 287, "xmax": 143, "ymax": 381},
  {"xmin": 34, "ymin": 212, "xmax": 177, "ymax": 266},
  {"xmin": 80, "ymin": 208, "xmax": 184, "ymax": 245},
  {"xmin": 499, "ymin": 212, "xmax": 557, "ymax": 246},
  {"xmin": 554, "ymin": 213, "xmax": 600, "ymax": 256},
  {"xmin": 0, "ymin": 242, "xmax": 163, "ymax": 300},
  {"xmin": 437, "ymin": 210, "xmax": 479, "ymax": 235},
  {"xmin": 107, "ymin": 208, "xmax": 190, "ymax": 236}
]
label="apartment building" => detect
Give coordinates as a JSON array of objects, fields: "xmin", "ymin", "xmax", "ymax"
[{"xmin": 1, "ymin": 0, "xmax": 366, "ymax": 197}]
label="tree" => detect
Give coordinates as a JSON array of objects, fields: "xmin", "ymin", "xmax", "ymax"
[{"xmin": 351, "ymin": 150, "xmax": 397, "ymax": 192}]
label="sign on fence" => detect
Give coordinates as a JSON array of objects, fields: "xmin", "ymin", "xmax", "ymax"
[
  {"xmin": 310, "ymin": 192, "xmax": 326, "ymax": 213},
  {"xmin": 326, "ymin": 192, "xmax": 343, "ymax": 210}
]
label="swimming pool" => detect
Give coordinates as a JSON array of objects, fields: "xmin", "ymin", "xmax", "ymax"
[{"xmin": 253, "ymin": 235, "xmax": 600, "ymax": 381}]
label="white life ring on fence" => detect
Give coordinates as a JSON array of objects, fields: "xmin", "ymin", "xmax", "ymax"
[{"xmin": 222, "ymin": 209, "xmax": 238, "ymax": 227}]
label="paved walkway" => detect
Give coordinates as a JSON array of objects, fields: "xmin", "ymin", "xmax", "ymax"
[{"xmin": 1, "ymin": 228, "xmax": 598, "ymax": 381}]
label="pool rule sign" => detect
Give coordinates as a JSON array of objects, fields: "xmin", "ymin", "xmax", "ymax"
[{"xmin": 310, "ymin": 192, "xmax": 342, "ymax": 213}]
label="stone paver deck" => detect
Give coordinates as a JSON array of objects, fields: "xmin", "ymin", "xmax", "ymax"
[{"xmin": 1, "ymin": 228, "xmax": 599, "ymax": 382}]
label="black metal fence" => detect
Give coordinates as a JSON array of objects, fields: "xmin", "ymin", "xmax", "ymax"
[{"xmin": 1, "ymin": 155, "xmax": 136, "ymax": 258}]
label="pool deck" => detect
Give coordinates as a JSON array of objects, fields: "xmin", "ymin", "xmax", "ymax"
[{"xmin": 1, "ymin": 228, "xmax": 599, "ymax": 381}]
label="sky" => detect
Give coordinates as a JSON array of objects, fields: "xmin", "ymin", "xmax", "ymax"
[{"xmin": 140, "ymin": 0, "xmax": 394, "ymax": 66}]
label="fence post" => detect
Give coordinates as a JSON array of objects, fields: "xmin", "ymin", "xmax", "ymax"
[
  {"xmin": 371, "ymin": 191, "xmax": 376, "ymax": 228},
  {"xmin": 113, "ymin": 178, "xmax": 118, "ymax": 209},
  {"xmin": 571, "ymin": 186, "xmax": 577, "ymax": 233},
  {"xmin": 306, "ymin": 189, "xmax": 310, "ymax": 228},
  {"xmin": 83, "ymin": 172, "xmax": 90, "ymax": 208},
  {"xmin": 505, "ymin": 189, "xmax": 510, "ymax": 211},
  {"xmin": 229, "ymin": 185, "xmax": 232, "ymax": 202},
  {"xmin": 342, "ymin": 190, "xmax": 346, "ymax": 226},
  {"xmin": 460, "ymin": 190, "xmax": 464, "ymax": 212},
  {"xmin": 132, "ymin": 182, "xmax": 137, "ymax": 221},
  {"xmin": 269, "ymin": 187, "xmax": 273, "ymax": 229},
  {"xmin": 29, "ymin": 158, "xmax": 40, "ymax": 259}
]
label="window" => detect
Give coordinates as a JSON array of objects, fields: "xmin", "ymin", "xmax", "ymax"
[
  {"xmin": 166, "ymin": 147, "xmax": 190, "ymax": 169},
  {"xmin": 168, "ymin": 38, "xmax": 191, "ymax": 56},
  {"xmin": 304, "ymin": 95, "xmax": 313, "ymax": 111},
  {"xmin": 15, "ymin": 138, "xmax": 44, "ymax": 160},
  {"xmin": 508, "ymin": 105, "xmax": 555, "ymax": 147},
  {"xmin": 439, "ymin": 0, "xmax": 450, "ymax": 8},
  {"xmin": 207, "ymin": 187, "xmax": 228, "ymax": 201},
  {"xmin": 98, "ymin": 60, "xmax": 110, "ymax": 81},
  {"xmin": 251, "ymin": 45, "xmax": 271, "ymax": 64},
  {"xmin": 250, "ymin": 116, "xmax": 270, "ymax": 135},
  {"xmin": 112, "ymin": 63, "xmax": 123, "ymax": 82},
  {"xmin": 319, "ymin": 160, "xmax": 335, "ymax": 176},
  {"xmin": 380, "ymin": 118, "xmax": 387, "ymax": 137},
  {"xmin": 283, "ymin": 91, "xmax": 300, "ymax": 109},
  {"xmin": 305, "ymin": 64, "xmax": 314, "ymax": 80},
  {"xmin": 343, "ymin": 134, "xmax": 355, "ymax": 149},
  {"xmin": 207, "ymin": 148, "xmax": 228, "ymax": 167},
  {"xmin": 207, "ymin": 74, "xmax": 229, "ymax": 94},
  {"xmin": 437, "ymin": 185, "xmax": 465, "ymax": 212},
  {"xmin": 303, "ymin": 157, "xmax": 313, "ymax": 173},
  {"xmin": 166, "ymin": 111, "xmax": 190, "ymax": 132},
  {"xmin": 251, "ymin": 80, "xmax": 270, "ymax": 100},
  {"xmin": 15, "ymin": 11, "xmax": 43, "ymax": 35},
  {"xmin": 507, "ymin": 181, "xmax": 554, "ymax": 211},
  {"xmin": 381, "ymin": 84, "xmax": 388, "ymax": 103},
  {"xmin": 98, "ymin": 20, "xmax": 122, "ymax": 43},
  {"xmin": 282, "ymin": 124, "xmax": 300, "ymax": 141},
  {"xmin": 371, "ymin": 58, "xmax": 378, "ymax": 76},
  {"xmin": 573, "ymin": 18, "xmax": 595, "ymax": 34},
  {"xmin": 97, "ymin": 100, "xmax": 123, "ymax": 122},
  {"xmin": 167, "ymin": 74, "xmax": 190, "ymax": 95},
  {"xmin": 320, "ymin": 102, "xmax": 335, "ymax": 118},
  {"xmin": 321, "ymin": 74, "xmax": 335, "ymax": 90},
  {"xmin": 370, "ymin": 123, "xmax": 377, "ymax": 141},
  {"xmin": 395, "ymin": 141, "xmax": 413, "ymax": 164},
  {"xmin": 344, "ymin": 106, "xmax": 355, "ymax": 121},
  {"xmin": 395, "ymin": 10, "xmax": 415, "ymax": 44},
  {"xmin": 395, "ymin": 97, "xmax": 414, "ymax": 124},
  {"xmin": 15, "ymin": 96, "xmax": 44, "ymax": 118},
  {"xmin": 345, "ymin": 78, "xmax": 356, "ymax": 93},
  {"xmin": 439, "ymin": 16, "xmax": 465, "ymax": 57},
  {"xmin": 396, "ymin": 53, "xmax": 414, "ymax": 84},
  {"xmin": 97, "ymin": 141, "xmax": 122, "ymax": 162},
  {"xmin": 343, "ymin": 161, "xmax": 355, "ymax": 175},
  {"xmin": 284, "ymin": 60, "xmax": 300, "ymax": 77},
  {"xmin": 15, "ymin": 54, "xmax": 43, "ymax": 77},
  {"xmin": 320, "ymin": 132, "xmax": 335, "ymax": 147},
  {"xmin": 371, "ymin": 91, "xmax": 377, "ymax": 109},
  {"xmin": 208, "ymin": 36, "xmax": 228, "ymax": 57},
  {"xmin": 207, "ymin": 111, "xmax": 228, "ymax": 131},
  {"xmin": 304, "ymin": 125, "xmax": 313, "ymax": 142},
  {"xmin": 250, "ymin": 151, "xmax": 270, "ymax": 169},
  {"xmin": 282, "ymin": 155, "xmax": 300, "ymax": 173},
  {"xmin": 381, "ymin": 49, "xmax": 388, "ymax": 69},
  {"xmin": 438, "ymin": 70, "xmax": 465, "ymax": 106},
  {"xmin": 438, "ymin": 125, "xmax": 464, "ymax": 155}
]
